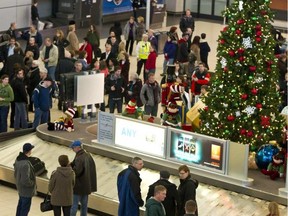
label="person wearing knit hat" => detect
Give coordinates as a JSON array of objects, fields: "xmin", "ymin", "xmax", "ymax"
[{"xmin": 47, "ymin": 108, "xmax": 75, "ymax": 132}]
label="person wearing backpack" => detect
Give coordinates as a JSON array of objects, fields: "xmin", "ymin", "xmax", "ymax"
[{"xmin": 177, "ymin": 165, "xmax": 199, "ymax": 216}]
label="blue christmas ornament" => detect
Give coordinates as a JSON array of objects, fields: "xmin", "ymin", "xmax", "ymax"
[{"xmin": 255, "ymin": 144, "xmax": 279, "ymax": 170}]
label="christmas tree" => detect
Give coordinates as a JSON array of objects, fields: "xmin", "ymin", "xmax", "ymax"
[{"xmin": 198, "ymin": 0, "xmax": 285, "ymax": 149}]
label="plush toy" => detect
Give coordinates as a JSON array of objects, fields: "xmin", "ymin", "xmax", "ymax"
[
  {"xmin": 261, "ymin": 150, "xmax": 285, "ymax": 180},
  {"xmin": 161, "ymin": 100, "xmax": 181, "ymax": 128},
  {"xmin": 122, "ymin": 99, "xmax": 143, "ymax": 120},
  {"xmin": 47, "ymin": 108, "xmax": 76, "ymax": 132}
]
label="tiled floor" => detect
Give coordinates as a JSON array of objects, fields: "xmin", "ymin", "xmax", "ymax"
[{"xmin": 1, "ymin": 15, "xmax": 287, "ymax": 216}]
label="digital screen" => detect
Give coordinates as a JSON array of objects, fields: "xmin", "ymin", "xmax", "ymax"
[
  {"xmin": 169, "ymin": 130, "xmax": 225, "ymax": 172},
  {"xmin": 115, "ymin": 117, "xmax": 166, "ymax": 157}
]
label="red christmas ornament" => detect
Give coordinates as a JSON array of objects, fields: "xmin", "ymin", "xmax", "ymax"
[
  {"xmin": 249, "ymin": 66, "xmax": 257, "ymax": 71},
  {"xmin": 266, "ymin": 60, "xmax": 273, "ymax": 66},
  {"xmin": 239, "ymin": 56, "xmax": 245, "ymax": 62},
  {"xmin": 247, "ymin": 130, "xmax": 254, "ymax": 137},
  {"xmin": 235, "ymin": 29, "xmax": 241, "ymax": 35},
  {"xmin": 251, "ymin": 88, "xmax": 258, "ymax": 95},
  {"xmin": 241, "ymin": 94, "xmax": 248, "ymax": 100},
  {"xmin": 220, "ymin": 39, "xmax": 225, "ymax": 44},
  {"xmin": 228, "ymin": 50, "xmax": 235, "ymax": 57},
  {"xmin": 260, "ymin": 10, "xmax": 267, "ymax": 15},
  {"xmin": 237, "ymin": 19, "xmax": 245, "ymax": 25},
  {"xmin": 224, "ymin": 67, "xmax": 228, "ymax": 72},
  {"xmin": 261, "ymin": 116, "xmax": 270, "ymax": 128},
  {"xmin": 256, "ymin": 31, "xmax": 262, "ymax": 36},
  {"xmin": 227, "ymin": 115, "xmax": 235, "ymax": 121},
  {"xmin": 267, "ymin": 67, "xmax": 271, "ymax": 72},
  {"xmin": 240, "ymin": 129, "xmax": 247, "ymax": 135},
  {"xmin": 255, "ymin": 24, "xmax": 261, "ymax": 31},
  {"xmin": 222, "ymin": 26, "xmax": 228, "ymax": 32},
  {"xmin": 256, "ymin": 103, "xmax": 262, "ymax": 109},
  {"xmin": 255, "ymin": 37, "xmax": 262, "ymax": 42},
  {"xmin": 204, "ymin": 106, "xmax": 209, "ymax": 111},
  {"xmin": 237, "ymin": 48, "xmax": 245, "ymax": 54}
]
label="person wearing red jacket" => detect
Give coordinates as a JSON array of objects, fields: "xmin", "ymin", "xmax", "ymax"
[
  {"xmin": 145, "ymin": 45, "xmax": 157, "ymax": 82},
  {"xmin": 79, "ymin": 37, "xmax": 93, "ymax": 64},
  {"xmin": 191, "ymin": 62, "xmax": 210, "ymax": 96}
]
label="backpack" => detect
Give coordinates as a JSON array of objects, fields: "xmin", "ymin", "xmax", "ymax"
[{"xmin": 28, "ymin": 157, "xmax": 47, "ymax": 176}]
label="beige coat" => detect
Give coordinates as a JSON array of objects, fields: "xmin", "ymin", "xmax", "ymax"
[
  {"xmin": 40, "ymin": 44, "xmax": 59, "ymax": 67},
  {"xmin": 48, "ymin": 166, "xmax": 75, "ymax": 206},
  {"xmin": 66, "ymin": 31, "xmax": 79, "ymax": 52}
]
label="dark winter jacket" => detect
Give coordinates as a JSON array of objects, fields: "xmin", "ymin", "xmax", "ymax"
[
  {"xmin": 49, "ymin": 166, "xmax": 75, "ymax": 206},
  {"xmin": 105, "ymin": 74, "xmax": 126, "ymax": 99},
  {"xmin": 164, "ymin": 41, "xmax": 177, "ymax": 59},
  {"xmin": 27, "ymin": 66, "xmax": 40, "ymax": 94},
  {"xmin": 125, "ymin": 78, "xmax": 143, "ymax": 107},
  {"xmin": 25, "ymin": 44, "xmax": 40, "ymax": 60},
  {"xmin": 177, "ymin": 38, "xmax": 189, "ymax": 63},
  {"xmin": 14, "ymin": 152, "xmax": 36, "ymax": 197},
  {"xmin": 199, "ymin": 41, "xmax": 210, "ymax": 60},
  {"xmin": 55, "ymin": 57, "xmax": 75, "ymax": 81},
  {"xmin": 70, "ymin": 149, "xmax": 97, "ymax": 195},
  {"xmin": 21, "ymin": 31, "xmax": 43, "ymax": 47},
  {"xmin": 33, "ymin": 81, "xmax": 52, "ymax": 111},
  {"xmin": 120, "ymin": 59, "xmax": 130, "ymax": 84},
  {"xmin": 140, "ymin": 81, "xmax": 161, "ymax": 107},
  {"xmin": 179, "ymin": 15, "xmax": 195, "ymax": 33},
  {"xmin": 178, "ymin": 176, "xmax": 199, "ymax": 216},
  {"xmin": 11, "ymin": 77, "xmax": 28, "ymax": 103},
  {"xmin": 4, "ymin": 53, "xmax": 25, "ymax": 79},
  {"xmin": 109, "ymin": 23, "xmax": 123, "ymax": 43},
  {"xmin": 53, "ymin": 37, "xmax": 70, "ymax": 60},
  {"xmin": 145, "ymin": 198, "xmax": 166, "ymax": 216},
  {"xmin": 31, "ymin": 5, "xmax": 39, "ymax": 21},
  {"xmin": 117, "ymin": 165, "xmax": 144, "ymax": 216},
  {"xmin": 146, "ymin": 179, "xmax": 179, "ymax": 216}
]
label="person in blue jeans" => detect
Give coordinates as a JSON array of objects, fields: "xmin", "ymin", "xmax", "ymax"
[
  {"xmin": 0, "ymin": 75, "xmax": 14, "ymax": 133},
  {"xmin": 32, "ymin": 76, "xmax": 53, "ymax": 128},
  {"xmin": 14, "ymin": 143, "xmax": 36, "ymax": 216},
  {"xmin": 105, "ymin": 66, "xmax": 126, "ymax": 114},
  {"xmin": 70, "ymin": 140, "xmax": 97, "ymax": 216},
  {"xmin": 10, "ymin": 68, "xmax": 28, "ymax": 130}
]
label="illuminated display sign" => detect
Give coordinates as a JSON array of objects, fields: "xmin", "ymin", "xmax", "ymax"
[
  {"xmin": 168, "ymin": 129, "xmax": 227, "ymax": 173},
  {"xmin": 115, "ymin": 117, "xmax": 166, "ymax": 157}
]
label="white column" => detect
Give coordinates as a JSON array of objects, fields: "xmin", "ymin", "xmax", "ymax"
[{"xmin": 146, "ymin": 0, "xmax": 151, "ymax": 30}]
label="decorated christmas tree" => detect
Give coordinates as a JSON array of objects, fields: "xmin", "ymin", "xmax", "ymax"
[{"xmin": 198, "ymin": 0, "xmax": 285, "ymax": 149}]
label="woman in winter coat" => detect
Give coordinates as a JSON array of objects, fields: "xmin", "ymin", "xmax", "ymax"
[
  {"xmin": 49, "ymin": 155, "xmax": 75, "ymax": 216},
  {"xmin": 190, "ymin": 36, "xmax": 201, "ymax": 65},
  {"xmin": 123, "ymin": 16, "xmax": 137, "ymax": 56},
  {"xmin": 87, "ymin": 24, "xmax": 100, "ymax": 58},
  {"xmin": 177, "ymin": 165, "xmax": 199, "ymax": 216},
  {"xmin": 53, "ymin": 29, "xmax": 70, "ymax": 60}
]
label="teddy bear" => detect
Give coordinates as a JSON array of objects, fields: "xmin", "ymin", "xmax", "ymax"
[
  {"xmin": 47, "ymin": 108, "xmax": 76, "ymax": 132},
  {"xmin": 261, "ymin": 150, "xmax": 285, "ymax": 180},
  {"xmin": 161, "ymin": 100, "xmax": 181, "ymax": 128}
]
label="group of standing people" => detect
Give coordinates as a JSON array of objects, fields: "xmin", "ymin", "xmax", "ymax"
[
  {"xmin": 117, "ymin": 157, "xmax": 199, "ymax": 216},
  {"xmin": 14, "ymin": 140, "xmax": 96, "ymax": 216}
]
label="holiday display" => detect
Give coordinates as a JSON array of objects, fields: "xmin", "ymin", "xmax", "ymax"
[
  {"xmin": 47, "ymin": 108, "xmax": 75, "ymax": 132},
  {"xmin": 255, "ymin": 143, "xmax": 279, "ymax": 170},
  {"xmin": 122, "ymin": 99, "xmax": 143, "ymax": 119},
  {"xmin": 261, "ymin": 150, "xmax": 285, "ymax": 180},
  {"xmin": 161, "ymin": 101, "xmax": 181, "ymax": 128},
  {"xmin": 198, "ymin": 0, "xmax": 285, "ymax": 149}
]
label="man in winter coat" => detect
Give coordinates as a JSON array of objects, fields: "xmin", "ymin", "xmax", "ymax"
[
  {"xmin": 32, "ymin": 76, "xmax": 53, "ymax": 128},
  {"xmin": 140, "ymin": 73, "xmax": 161, "ymax": 117},
  {"xmin": 14, "ymin": 143, "xmax": 36, "ymax": 216},
  {"xmin": 191, "ymin": 62, "xmax": 210, "ymax": 96},
  {"xmin": 70, "ymin": 140, "xmax": 97, "ymax": 216},
  {"xmin": 117, "ymin": 157, "xmax": 144, "ymax": 216},
  {"xmin": 145, "ymin": 185, "xmax": 167, "ymax": 216},
  {"xmin": 177, "ymin": 33, "xmax": 190, "ymax": 75},
  {"xmin": 146, "ymin": 170, "xmax": 179, "ymax": 216}
]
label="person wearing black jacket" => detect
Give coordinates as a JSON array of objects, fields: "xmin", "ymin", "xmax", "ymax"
[
  {"xmin": 178, "ymin": 165, "xmax": 199, "ymax": 216},
  {"xmin": 27, "ymin": 60, "xmax": 41, "ymax": 112},
  {"xmin": 146, "ymin": 170, "xmax": 179, "ymax": 216},
  {"xmin": 4, "ymin": 46, "xmax": 25, "ymax": 80},
  {"xmin": 25, "ymin": 37, "xmax": 40, "ymax": 60},
  {"xmin": 100, "ymin": 43, "xmax": 116, "ymax": 66},
  {"xmin": 179, "ymin": 9, "xmax": 195, "ymax": 49},
  {"xmin": 11, "ymin": 68, "xmax": 28, "ymax": 130},
  {"xmin": 6, "ymin": 22, "xmax": 17, "ymax": 40},
  {"xmin": 31, "ymin": 0, "xmax": 39, "ymax": 28},
  {"xmin": 105, "ymin": 66, "xmax": 126, "ymax": 113}
]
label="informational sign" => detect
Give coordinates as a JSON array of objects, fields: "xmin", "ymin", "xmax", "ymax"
[
  {"xmin": 115, "ymin": 117, "xmax": 166, "ymax": 157},
  {"xmin": 168, "ymin": 129, "xmax": 227, "ymax": 173},
  {"xmin": 103, "ymin": 0, "xmax": 133, "ymax": 15},
  {"xmin": 97, "ymin": 112, "xmax": 115, "ymax": 145}
]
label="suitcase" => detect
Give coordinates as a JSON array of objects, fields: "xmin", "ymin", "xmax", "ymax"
[{"xmin": 28, "ymin": 157, "xmax": 47, "ymax": 176}]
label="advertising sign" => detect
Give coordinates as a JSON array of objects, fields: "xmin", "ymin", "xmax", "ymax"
[
  {"xmin": 168, "ymin": 129, "xmax": 227, "ymax": 173},
  {"xmin": 115, "ymin": 117, "xmax": 166, "ymax": 157},
  {"xmin": 103, "ymin": 0, "xmax": 133, "ymax": 15}
]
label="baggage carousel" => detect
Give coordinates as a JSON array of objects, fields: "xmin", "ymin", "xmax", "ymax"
[{"xmin": 0, "ymin": 120, "xmax": 287, "ymax": 215}]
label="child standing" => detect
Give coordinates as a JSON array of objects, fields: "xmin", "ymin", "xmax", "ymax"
[{"xmin": 199, "ymin": 33, "xmax": 211, "ymax": 70}]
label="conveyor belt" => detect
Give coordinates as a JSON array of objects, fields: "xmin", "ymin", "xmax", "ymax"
[{"xmin": 0, "ymin": 134, "xmax": 287, "ymax": 216}]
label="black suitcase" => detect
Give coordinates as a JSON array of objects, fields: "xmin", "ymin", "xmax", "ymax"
[{"xmin": 28, "ymin": 157, "xmax": 47, "ymax": 176}]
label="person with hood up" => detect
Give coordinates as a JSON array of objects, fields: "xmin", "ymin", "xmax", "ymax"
[
  {"xmin": 14, "ymin": 143, "xmax": 36, "ymax": 216},
  {"xmin": 49, "ymin": 155, "xmax": 75, "ymax": 216},
  {"xmin": 145, "ymin": 185, "xmax": 167, "ymax": 216}
]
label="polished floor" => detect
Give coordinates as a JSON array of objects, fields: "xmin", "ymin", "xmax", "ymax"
[{"xmin": 1, "ymin": 15, "xmax": 288, "ymax": 216}]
